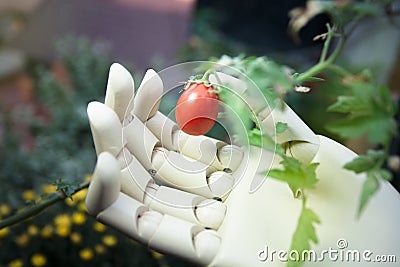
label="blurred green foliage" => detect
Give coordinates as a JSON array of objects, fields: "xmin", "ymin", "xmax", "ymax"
[{"xmin": 0, "ymin": 37, "xmax": 191, "ymax": 267}]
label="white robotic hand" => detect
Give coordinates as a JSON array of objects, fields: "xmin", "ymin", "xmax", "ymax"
[{"xmin": 85, "ymin": 63, "xmax": 400, "ymax": 267}]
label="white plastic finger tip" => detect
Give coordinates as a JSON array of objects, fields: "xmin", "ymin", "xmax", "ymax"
[
  {"xmin": 105, "ymin": 63, "xmax": 135, "ymax": 121},
  {"xmin": 133, "ymin": 69, "xmax": 163, "ymax": 121}
]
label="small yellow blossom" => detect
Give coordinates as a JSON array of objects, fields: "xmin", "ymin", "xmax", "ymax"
[
  {"xmin": 102, "ymin": 235, "xmax": 117, "ymax": 247},
  {"xmin": 41, "ymin": 225, "xmax": 53, "ymax": 239},
  {"xmin": 41, "ymin": 184, "xmax": 56, "ymax": 195},
  {"xmin": 93, "ymin": 222, "xmax": 106, "ymax": 232},
  {"xmin": 22, "ymin": 190, "xmax": 35, "ymax": 201},
  {"xmin": 0, "ymin": 204, "xmax": 11, "ymax": 216},
  {"xmin": 7, "ymin": 258, "xmax": 23, "ymax": 267},
  {"xmin": 15, "ymin": 233, "xmax": 29, "ymax": 247},
  {"xmin": 27, "ymin": 225, "xmax": 39, "ymax": 236},
  {"xmin": 31, "ymin": 253, "xmax": 46, "ymax": 267},
  {"xmin": 73, "ymin": 189, "xmax": 87, "ymax": 201},
  {"xmin": 70, "ymin": 232, "xmax": 82, "ymax": 244},
  {"xmin": 94, "ymin": 244, "xmax": 106, "ymax": 254},
  {"xmin": 64, "ymin": 197, "xmax": 76, "ymax": 207},
  {"xmin": 79, "ymin": 248, "xmax": 94, "ymax": 261},
  {"xmin": 77, "ymin": 202, "xmax": 87, "ymax": 212},
  {"xmin": 151, "ymin": 250, "xmax": 164, "ymax": 260},
  {"xmin": 54, "ymin": 214, "xmax": 71, "ymax": 227},
  {"xmin": 0, "ymin": 227, "xmax": 9, "ymax": 238},
  {"xmin": 71, "ymin": 212, "xmax": 86, "ymax": 225},
  {"xmin": 56, "ymin": 225, "xmax": 70, "ymax": 238}
]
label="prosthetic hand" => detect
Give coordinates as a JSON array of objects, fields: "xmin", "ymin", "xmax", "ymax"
[{"xmin": 85, "ymin": 63, "xmax": 400, "ymax": 267}]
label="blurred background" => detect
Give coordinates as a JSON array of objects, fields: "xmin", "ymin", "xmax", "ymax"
[{"xmin": 0, "ymin": 0, "xmax": 399, "ymax": 266}]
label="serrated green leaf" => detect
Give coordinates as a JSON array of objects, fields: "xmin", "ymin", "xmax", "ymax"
[
  {"xmin": 327, "ymin": 115, "xmax": 396, "ymax": 145},
  {"xmin": 358, "ymin": 171, "xmax": 380, "ymax": 217},
  {"xmin": 276, "ymin": 122, "xmax": 288, "ymax": 134},
  {"xmin": 327, "ymin": 80, "xmax": 397, "ymax": 145},
  {"xmin": 287, "ymin": 205, "xmax": 320, "ymax": 267},
  {"xmin": 327, "ymin": 96, "xmax": 368, "ymax": 114},
  {"xmin": 343, "ymin": 150, "xmax": 385, "ymax": 173},
  {"xmin": 248, "ymin": 128, "xmax": 285, "ymax": 156},
  {"xmin": 268, "ymin": 157, "xmax": 319, "ymax": 193}
]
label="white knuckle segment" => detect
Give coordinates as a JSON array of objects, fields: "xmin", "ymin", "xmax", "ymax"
[
  {"xmin": 144, "ymin": 184, "xmax": 226, "ymax": 229},
  {"xmin": 104, "ymin": 63, "xmax": 135, "ymax": 122},
  {"xmin": 145, "ymin": 111, "xmax": 178, "ymax": 151},
  {"xmin": 217, "ymin": 145, "xmax": 244, "ymax": 172},
  {"xmin": 87, "ymin": 102, "xmax": 125, "ymax": 157},
  {"xmin": 177, "ymin": 133, "xmax": 227, "ymax": 170},
  {"xmin": 147, "ymin": 215, "xmax": 220, "ymax": 265},
  {"xmin": 120, "ymin": 155, "xmax": 154, "ymax": 202},
  {"xmin": 133, "ymin": 69, "xmax": 163, "ymax": 122},
  {"xmin": 96, "ymin": 193, "xmax": 155, "ymax": 244},
  {"xmin": 287, "ymin": 141, "xmax": 320, "ymax": 165},
  {"xmin": 261, "ymin": 103, "xmax": 319, "ymax": 145},
  {"xmin": 152, "ymin": 148, "xmax": 234, "ymax": 198},
  {"xmin": 124, "ymin": 115, "xmax": 160, "ymax": 170}
]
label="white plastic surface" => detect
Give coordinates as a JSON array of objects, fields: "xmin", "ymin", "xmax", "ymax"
[{"xmin": 85, "ymin": 63, "xmax": 400, "ymax": 267}]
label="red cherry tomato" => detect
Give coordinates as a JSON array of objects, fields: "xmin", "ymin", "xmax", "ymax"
[{"xmin": 176, "ymin": 83, "xmax": 219, "ymax": 136}]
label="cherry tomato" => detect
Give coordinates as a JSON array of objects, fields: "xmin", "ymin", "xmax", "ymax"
[{"xmin": 176, "ymin": 83, "xmax": 219, "ymax": 136}]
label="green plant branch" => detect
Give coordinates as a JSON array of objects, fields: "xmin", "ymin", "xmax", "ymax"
[{"xmin": 0, "ymin": 181, "xmax": 90, "ymax": 229}]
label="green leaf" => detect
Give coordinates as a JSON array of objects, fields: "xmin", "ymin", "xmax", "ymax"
[
  {"xmin": 343, "ymin": 150, "xmax": 385, "ymax": 173},
  {"xmin": 327, "ymin": 95, "xmax": 368, "ymax": 114},
  {"xmin": 327, "ymin": 80, "xmax": 397, "ymax": 145},
  {"xmin": 248, "ymin": 128, "xmax": 285, "ymax": 156},
  {"xmin": 287, "ymin": 205, "xmax": 320, "ymax": 267},
  {"xmin": 358, "ymin": 171, "xmax": 380, "ymax": 217},
  {"xmin": 276, "ymin": 122, "xmax": 288, "ymax": 134},
  {"xmin": 268, "ymin": 157, "xmax": 319, "ymax": 193}
]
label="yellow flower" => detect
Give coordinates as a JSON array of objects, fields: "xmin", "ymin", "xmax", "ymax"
[
  {"xmin": 27, "ymin": 225, "xmax": 39, "ymax": 236},
  {"xmin": 71, "ymin": 212, "xmax": 86, "ymax": 225},
  {"xmin": 102, "ymin": 235, "xmax": 117, "ymax": 247},
  {"xmin": 54, "ymin": 214, "xmax": 71, "ymax": 227},
  {"xmin": 79, "ymin": 248, "xmax": 94, "ymax": 261},
  {"xmin": 41, "ymin": 225, "xmax": 53, "ymax": 239},
  {"xmin": 7, "ymin": 258, "xmax": 23, "ymax": 267},
  {"xmin": 0, "ymin": 204, "xmax": 11, "ymax": 216},
  {"xmin": 64, "ymin": 198, "xmax": 76, "ymax": 207},
  {"xmin": 41, "ymin": 184, "xmax": 56, "ymax": 195},
  {"xmin": 56, "ymin": 225, "xmax": 70, "ymax": 238},
  {"xmin": 31, "ymin": 253, "xmax": 46, "ymax": 267},
  {"xmin": 22, "ymin": 190, "xmax": 35, "ymax": 201},
  {"xmin": 93, "ymin": 222, "xmax": 106, "ymax": 232},
  {"xmin": 151, "ymin": 250, "xmax": 164, "ymax": 260},
  {"xmin": 73, "ymin": 189, "xmax": 87, "ymax": 201},
  {"xmin": 15, "ymin": 233, "xmax": 29, "ymax": 247},
  {"xmin": 70, "ymin": 232, "xmax": 82, "ymax": 244},
  {"xmin": 0, "ymin": 227, "xmax": 9, "ymax": 238},
  {"xmin": 94, "ymin": 244, "xmax": 106, "ymax": 254},
  {"xmin": 77, "ymin": 202, "xmax": 87, "ymax": 212}
]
